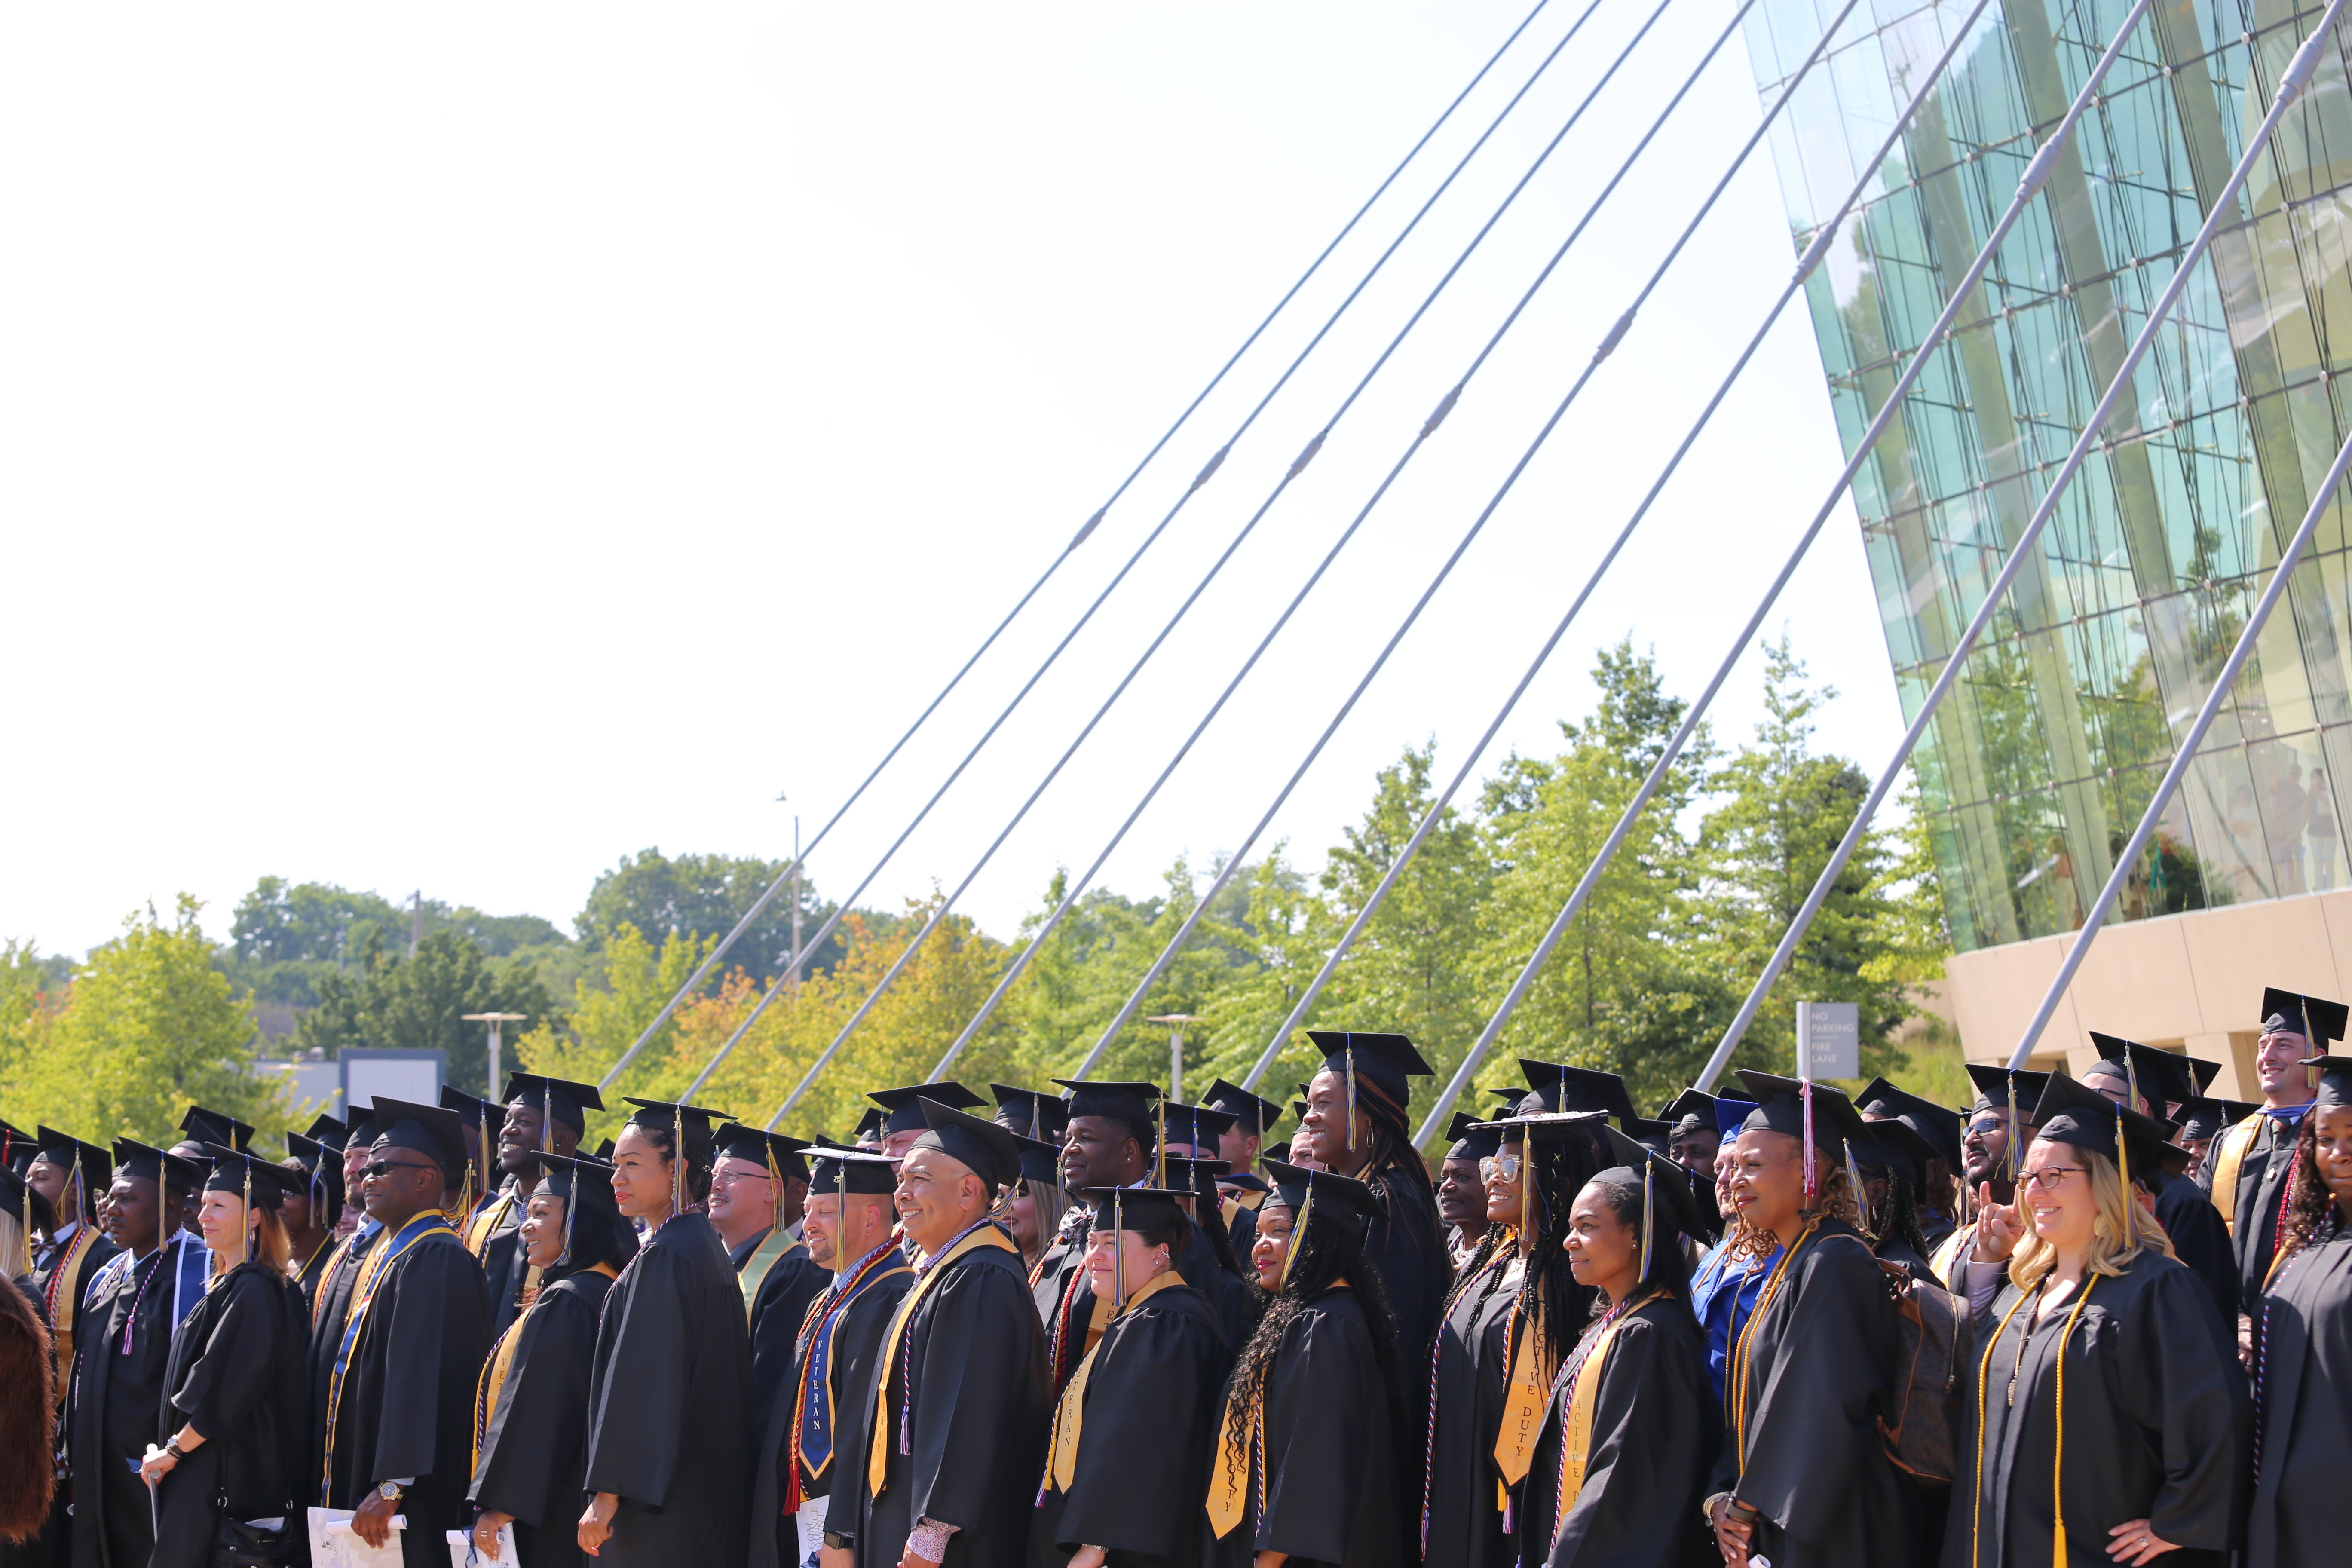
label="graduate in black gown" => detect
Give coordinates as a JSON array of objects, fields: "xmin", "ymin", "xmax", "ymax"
[
  {"xmin": 466, "ymin": 1076, "xmax": 601, "ymax": 1341},
  {"xmin": 1859, "ymin": 1078, "xmax": 1965, "ymax": 1255},
  {"xmin": 1850, "ymin": 1116, "xmax": 1940, "ymax": 1281},
  {"xmin": 26, "ymin": 1130, "xmax": 121, "ymax": 1430},
  {"xmin": 1521, "ymin": 1127, "xmax": 1716, "ymax": 1568},
  {"xmin": 753, "ymin": 1147, "xmax": 911, "ymax": 1568},
  {"xmin": 1158, "ymin": 1154, "xmax": 1250, "ymax": 1349},
  {"xmin": 140, "ymin": 1148, "xmax": 311, "ymax": 1568},
  {"xmin": 320, "ymin": 1098, "xmax": 494, "ymax": 1568},
  {"xmin": 2239, "ymin": 1052, "xmax": 2352, "ymax": 1565},
  {"xmin": 2082, "ymin": 1035, "xmax": 2239, "ymax": 1321},
  {"xmin": 1706, "ymin": 1074, "xmax": 1916, "ymax": 1568},
  {"xmin": 1029, "ymin": 1187, "xmax": 1228, "ymax": 1568},
  {"xmin": 1292, "ymin": 1033, "xmax": 1449, "ymax": 1390},
  {"xmin": 1206, "ymin": 1161, "xmax": 1407, "ymax": 1568},
  {"xmin": 2212, "ymin": 988, "xmax": 2346, "ymax": 1313},
  {"xmin": 709, "ymin": 1123, "xmax": 827, "ymax": 1448},
  {"xmin": 468, "ymin": 1152, "xmax": 636, "ymax": 1568},
  {"xmin": 1422, "ymin": 1107, "xmax": 1605, "ymax": 1568},
  {"xmin": 1200, "ymin": 1079, "xmax": 1283, "ymax": 1262},
  {"xmin": 306, "ymin": 1103, "xmax": 381, "ymax": 1495},
  {"xmin": 1036, "ymin": 1080, "xmax": 1161, "ymax": 1390},
  {"xmin": 283, "ymin": 1119, "xmax": 347, "ymax": 1310},
  {"xmin": 66, "ymin": 1142, "xmax": 209, "ymax": 1568},
  {"xmin": 577, "ymin": 1098, "xmax": 753, "ymax": 1568},
  {"xmin": 1944, "ymin": 1072, "xmax": 2246, "ymax": 1568},
  {"xmin": 830, "ymin": 1100, "xmax": 1048, "ymax": 1568}
]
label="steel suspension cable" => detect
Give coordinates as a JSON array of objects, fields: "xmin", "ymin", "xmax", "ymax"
[
  {"xmin": 2001, "ymin": 423, "xmax": 2352, "ymax": 1067},
  {"xmin": 757, "ymin": 0, "xmax": 1700, "ymax": 1127},
  {"xmin": 1027, "ymin": 0, "xmax": 1860, "ymax": 1085},
  {"xmin": 1234, "ymin": 0, "xmax": 1998, "ymax": 1096},
  {"xmin": 597, "ymin": 0, "xmax": 1587, "ymax": 1099},
  {"xmin": 1412, "ymin": 0, "xmax": 2172, "ymax": 1140},
  {"xmin": 1678, "ymin": 0, "xmax": 2349, "ymax": 1092}
]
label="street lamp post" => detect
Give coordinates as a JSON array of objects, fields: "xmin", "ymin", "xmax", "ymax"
[
  {"xmin": 462, "ymin": 1012, "xmax": 528, "ymax": 1100},
  {"xmin": 1145, "ymin": 1014, "xmax": 1197, "ymax": 1103}
]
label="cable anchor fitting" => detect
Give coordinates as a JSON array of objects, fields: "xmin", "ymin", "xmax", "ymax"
[
  {"xmin": 1067, "ymin": 508, "xmax": 1106, "ymax": 552},
  {"xmin": 1188, "ymin": 446, "xmax": 1230, "ymax": 493},
  {"xmin": 1592, "ymin": 309, "xmax": 1638, "ymax": 364},
  {"xmin": 1421, "ymin": 385, "xmax": 1463, "ymax": 438},
  {"xmin": 1287, "ymin": 429, "xmax": 1328, "ymax": 481}
]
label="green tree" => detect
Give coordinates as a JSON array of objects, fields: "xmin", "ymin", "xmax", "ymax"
[
  {"xmin": 578, "ymin": 848, "xmax": 845, "ymax": 982},
  {"xmin": 1697, "ymin": 636, "xmax": 1907, "ymax": 1080},
  {"xmin": 291, "ymin": 928, "xmax": 555, "ymax": 1091},
  {"xmin": 5, "ymin": 898, "xmax": 293, "ymax": 1145}
]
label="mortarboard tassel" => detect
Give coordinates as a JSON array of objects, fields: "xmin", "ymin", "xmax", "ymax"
[
  {"xmin": 1279, "ymin": 1177, "xmax": 1314, "ymax": 1293},
  {"xmin": 766, "ymin": 1142, "xmax": 786, "ymax": 1237},
  {"xmin": 1156, "ymin": 1097, "xmax": 1167, "ymax": 1189},
  {"xmin": 1346, "ymin": 1045, "xmax": 1358, "ymax": 1155},
  {"xmin": 2006, "ymin": 1076, "xmax": 2021, "ymax": 1186},
  {"xmin": 1845, "ymin": 1139, "xmax": 1871, "ymax": 1241},
  {"xmin": 542, "ymin": 1083, "xmax": 554, "ymax": 1155},
  {"xmin": 1639, "ymin": 1158, "xmax": 1654, "ymax": 1282},
  {"xmin": 2114, "ymin": 1106, "xmax": 2133, "ymax": 1248},
  {"xmin": 671, "ymin": 1115, "xmax": 685, "ymax": 1222},
  {"xmin": 559, "ymin": 1170, "xmax": 576, "ymax": 1266}
]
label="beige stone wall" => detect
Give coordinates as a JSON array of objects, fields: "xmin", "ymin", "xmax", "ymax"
[{"xmin": 1941, "ymin": 891, "xmax": 2352, "ymax": 1099}]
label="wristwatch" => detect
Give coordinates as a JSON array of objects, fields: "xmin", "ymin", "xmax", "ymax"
[
  {"xmin": 378, "ymin": 1482, "xmax": 404, "ymax": 1502},
  {"xmin": 822, "ymin": 1532, "xmax": 853, "ymax": 1551}
]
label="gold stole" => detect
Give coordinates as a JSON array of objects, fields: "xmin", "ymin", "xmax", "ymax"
[
  {"xmin": 866, "ymin": 1225, "xmax": 1018, "ymax": 1492},
  {"xmin": 464, "ymin": 1191, "xmax": 514, "ymax": 1258},
  {"xmin": 738, "ymin": 1230, "xmax": 805, "ymax": 1327},
  {"xmin": 472, "ymin": 1261, "xmax": 617, "ymax": 1472},
  {"xmin": 1929, "ymin": 1224, "xmax": 1971, "ymax": 1291},
  {"xmin": 1555, "ymin": 1305, "xmax": 1645, "ymax": 1507},
  {"xmin": 1207, "ymin": 1277, "xmax": 1350, "ymax": 1539},
  {"xmin": 2209, "ymin": 1112, "xmax": 2266, "ymax": 1229},
  {"xmin": 1492, "ymin": 1290, "xmax": 1553, "ymax": 1495},
  {"xmin": 43, "ymin": 1228, "xmax": 101, "ymax": 1409},
  {"xmin": 1046, "ymin": 1271, "xmax": 1182, "ymax": 1492}
]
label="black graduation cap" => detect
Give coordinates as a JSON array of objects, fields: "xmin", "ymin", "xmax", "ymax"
[
  {"xmin": 867, "ymin": 1082, "xmax": 985, "ymax": 1137},
  {"xmin": 2301, "ymin": 1055, "xmax": 2352, "ymax": 1110},
  {"xmin": 1077, "ymin": 1185, "xmax": 1192, "ymax": 1234},
  {"xmin": 1517, "ymin": 1061, "xmax": 1638, "ymax": 1120},
  {"xmin": 2261, "ymin": 986, "xmax": 2349, "ymax": 1044},
  {"xmin": 1467, "ymin": 1108, "xmax": 1613, "ymax": 1149},
  {"xmin": 1856, "ymin": 1078, "xmax": 1963, "ymax": 1173},
  {"xmin": 344, "ymin": 1102, "xmax": 379, "ymax": 1148},
  {"xmin": 0, "ymin": 1164, "xmax": 55, "ymax": 1237},
  {"xmin": 2028, "ymin": 1072, "xmax": 2175, "ymax": 1180},
  {"xmin": 1263, "ymin": 1141, "xmax": 1292, "ymax": 1164},
  {"xmin": 808, "ymin": 1143, "xmax": 902, "ymax": 1196},
  {"xmin": 1161, "ymin": 1101, "xmax": 1239, "ymax": 1149},
  {"xmin": 1159, "ymin": 1152, "xmax": 1231, "ymax": 1206},
  {"xmin": 909, "ymin": 1097, "xmax": 1020, "ymax": 1187},
  {"xmin": 1849, "ymin": 1115, "xmax": 1940, "ymax": 1186},
  {"xmin": 284, "ymin": 1133, "xmax": 346, "ymax": 1227},
  {"xmin": 1964, "ymin": 1063, "xmax": 2052, "ymax": 1118},
  {"xmin": 0, "ymin": 1119, "xmax": 35, "ymax": 1176},
  {"xmin": 1050, "ymin": 1078, "xmax": 1161, "ymax": 1130},
  {"xmin": 2083, "ymin": 1034, "xmax": 2204, "ymax": 1113},
  {"xmin": 34, "ymin": 1126, "xmax": 111, "ymax": 1194},
  {"xmin": 1009, "ymin": 1132, "xmax": 1065, "ymax": 1190},
  {"xmin": 2174, "ymin": 1096, "xmax": 2261, "ymax": 1142},
  {"xmin": 438, "ymin": 1085, "xmax": 505, "ymax": 1131},
  {"xmin": 1305, "ymin": 1031, "xmax": 1434, "ymax": 1110},
  {"xmin": 1201, "ymin": 1078, "xmax": 1286, "ymax": 1138},
  {"xmin": 112, "ymin": 1137, "xmax": 204, "ymax": 1194},
  {"xmin": 367, "ymin": 1096, "xmax": 472, "ymax": 1180},
  {"xmin": 1259, "ymin": 1158, "xmax": 1383, "ymax": 1240},
  {"xmin": 1445, "ymin": 1112, "xmax": 1503, "ymax": 1162},
  {"xmin": 852, "ymin": 1106, "xmax": 887, "ymax": 1145},
  {"xmin": 713, "ymin": 1123, "xmax": 811, "ymax": 1183},
  {"xmin": 593, "ymin": 1139, "xmax": 615, "ymax": 1160},
  {"xmin": 1733, "ymin": 1072, "xmax": 1872, "ymax": 1155},
  {"xmin": 524, "ymin": 1149, "xmax": 623, "ymax": 1218},
  {"xmin": 621, "ymin": 1097, "xmax": 730, "ymax": 1164},
  {"xmin": 524, "ymin": 1150, "xmax": 635, "ymax": 1271},
  {"xmin": 303, "ymin": 1113, "xmax": 349, "ymax": 1150},
  {"xmin": 989, "ymin": 1084, "xmax": 1071, "ymax": 1144},
  {"xmin": 180, "ymin": 1106, "xmax": 254, "ymax": 1152},
  {"xmin": 1620, "ymin": 1115, "xmax": 1674, "ymax": 1157},
  {"xmin": 200, "ymin": 1145, "xmax": 306, "ymax": 1209},
  {"xmin": 1592, "ymin": 1121, "xmax": 1714, "ymax": 1242},
  {"xmin": 500, "ymin": 1072, "xmax": 604, "ymax": 1136},
  {"xmin": 1660, "ymin": 1090, "xmax": 1724, "ymax": 1138}
]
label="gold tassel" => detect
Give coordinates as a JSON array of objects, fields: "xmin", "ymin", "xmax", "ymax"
[
  {"xmin": 1639, "ymin": 1158, "xmax": 1653, "ymax": 1281},
  {"xmin": 1279, "ymin": 1180, "xmax": 1314, "ymax": 1292}
]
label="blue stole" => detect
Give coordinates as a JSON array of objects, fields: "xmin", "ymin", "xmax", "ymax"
[{"xmin": 796, "ymin": 1244, "xmax": 909, "ymax": 1482}]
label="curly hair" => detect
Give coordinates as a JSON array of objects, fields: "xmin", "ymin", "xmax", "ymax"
[
  {"xmin": 1721, "ymin": 1162, "xmax": 1865, "ymax": 1264},
  {"xmin": 1221, "ymin": 1203, "xmax": 1412, "ymax": 1539},
  {"xmin": 2276, "ymin": 1109, "xmax": 2343, "ymax": 1262}
]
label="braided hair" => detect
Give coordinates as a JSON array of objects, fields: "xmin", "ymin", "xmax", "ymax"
[
  {"xmin": 1507, "ymin": 1125, "xmax": 1605, "ymax": 1365},
  {"xmin": 1863, "ymin": 1160, "xmax": 1931, "ymax": 1263}
]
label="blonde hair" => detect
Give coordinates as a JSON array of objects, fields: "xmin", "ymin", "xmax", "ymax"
[
  {"xmin": 2007, "ymin": 1145, "xmax": 2174, "ymax": 1291},
  {"xmin": 1723, "ymin": 1161, "xmax": 1864, "ymax": 1264}
]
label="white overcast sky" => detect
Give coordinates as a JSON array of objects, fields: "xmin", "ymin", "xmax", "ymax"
[{"xmin": 2, "ymin": 0, "xmax": 1909, "ymax": 961}]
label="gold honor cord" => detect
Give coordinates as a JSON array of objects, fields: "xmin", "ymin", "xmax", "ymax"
[
  {"xmin": 1969, "ymin": 1285, "xmax": 2037, "ymax": 1568},
  {"xmin": 1639, "ymin": 1160, "xmax": 1654, "ymax": 1282},
  {"xmin": 2047, "ymin": 1278, "xmax": 2099, "ymax": 1566},
  {"xmin": 1279, "ymin": 1182, "xmax": 1315, "ymax": 1293},
  {"xmin": 1346, "ymin": 1047, "xmax": 1357, "ymax": 1155},
  {"xmin": 1727, "ymin": 1220, "xmax": 1817, "ymax": 1477},
  {"xmin": 2007, "ymin": 1081, "xmax": 2022, "ymax": 1185}
]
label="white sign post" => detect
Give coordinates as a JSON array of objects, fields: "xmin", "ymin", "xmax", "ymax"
[{"xmin": 1795, "ymin": 1001, "xmax": 1859, "ymax": 1080}]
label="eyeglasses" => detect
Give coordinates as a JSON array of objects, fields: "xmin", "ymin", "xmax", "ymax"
[
  {"xmin": 2017, "ymin": 1165, "xmax": 2087, "ymax": 1192},
  {"xmin": 1479, "ymin": 1153, "xmax": 1523, "ymax": 1181},
  {"xmin": 361, "ymin": 1159, "xmax": 439, "ymax": 1179},
  {"xmin": 709, "ymin": 1168, "xmax": 776, "ymax": 1188},
  {"xmin": 1966, "ymin": 1118, "xmax": 2009, "ymax": 1138}
]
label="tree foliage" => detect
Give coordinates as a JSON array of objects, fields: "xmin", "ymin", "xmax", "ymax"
[
  {"xmin": 291, "ymin": 928, "xmax": 557, "ymax": 1091},
  {"xmin": 577, "ymin": 847, "xmax": 846, "ymax": 982}
]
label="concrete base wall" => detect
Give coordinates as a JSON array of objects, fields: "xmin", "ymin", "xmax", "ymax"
[{"xmin": 1942, "ymin": 891, "xmax": 2352, "ymax": 1099}]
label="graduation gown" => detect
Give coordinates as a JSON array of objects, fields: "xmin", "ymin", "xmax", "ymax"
[
  {"xmin": 1944, "ymin": 1252, "xmax": 2246, "ymax": 1567},
  {"xmin": 1519, "ymin": 1294, "xmax": 1715, "ymax": 1568},
  {"xmin": 1218, "ymin": 1177, "xmax": 1267, "ymax": 1262},
  {"xmin": 582, "ymin": 1213, "xmax": 754, "ymax": 1568},
  {"xmin": 322, "ymin": 1220, "xmax": 493, "ymax": 1568},
  {"xmin": 465, "ymin": 1181, "xmax": 531, "ymax": 1338},
  {"xmin": 1029, "ymin": 1277, "xmax": 1227, "ymax": 1568},
  {"xmin": 151, "ymin": 1262, "xmax": 310, "ymax": 1568},
  {"xmin": 1708, "ymin": 1220, "xmax": 1914, "ymax": 1568},
  {"xmin": 2246, "ymin": 1219, "xmax": 2352, "ymax": 1566},
  {"xmin": 470, "ymin": 1268, "xmax": 615, "ymax": 1568},
  {"xmin": 291, "ymin": 1241, "xmax": 335, "ymax": 1317},
  {"xmin": 2148, "ymin": 1169, "xmax": 2237, "ymax": 1322},
  {"xmin": 1206, "ymin": 1286, "xmax": 1402, "ymax": 1568},
  {"xmin": 1421, "ymin": 1259, "xmax": 1516, "ymax": 1568},
  {"xmin": 2218, "ymin": 1110, "xmax": 2304, "ymax": 1311},
  {"xmin": 750, "ymin": 1247, "xmax": 913, "ymax": 1568},
  {"xmin": 833, "ymin": 1228, "xmax": 1048, "ymax": 1568},
  {"xmin": 733, "ymin": 1227, "xmax": 829, "ymax": 1448},
  {"xmin": 1360, "ymin": 1167, "xmax": 1450, "ymax": 1371},
  {"xmin": 305, "ymin": 1222, "xmax": 379, "ymax": 1491},
  {"xmin": 66, "ymin": 1232, "xmax": 210, "ymax": 1568}
]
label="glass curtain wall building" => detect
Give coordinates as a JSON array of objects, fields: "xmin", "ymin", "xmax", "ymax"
[{"xmin": 1743, "ymin": 0, "xmax": 2352, "ymax": 959}]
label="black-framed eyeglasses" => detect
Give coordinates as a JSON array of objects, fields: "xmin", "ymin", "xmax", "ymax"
[
  {"xmin": 361, "ymin": 1159, "xmax": 439, "ymax": 1179},
  {"xmin": 2017, "ymin": 1165, "xmax": 2087, "ymax": 1192}
]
